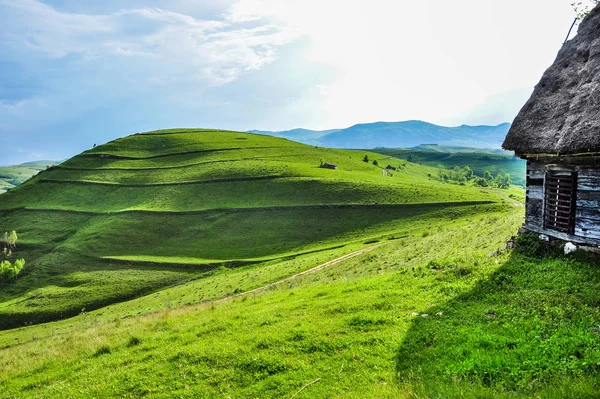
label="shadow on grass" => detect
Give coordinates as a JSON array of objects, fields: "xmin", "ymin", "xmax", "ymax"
[{"xmin": 396, "ymin": 250, "xmax": 600, "ymax": 398}]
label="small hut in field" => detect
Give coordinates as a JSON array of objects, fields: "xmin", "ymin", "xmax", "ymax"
[
  {"xmin": 503, "ymin": 4, "xmax": 600, "ymax": 245},
  {"xmin": 320, "ymin": 162, "xmax": 338, "ymax": 170}
]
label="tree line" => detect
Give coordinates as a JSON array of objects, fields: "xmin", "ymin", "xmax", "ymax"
[{"xmin": 436, "ymin": 165, "xmax": 512, "ymax": 189}]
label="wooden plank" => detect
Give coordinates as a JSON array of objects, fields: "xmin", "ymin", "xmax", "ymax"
[
  {"xmin": 526, "ymin": 185, "xmax": 543, "ymax": 200},
  {"xmin": 577, "ymin": 199, "xmax": 600, "ymax": 208},
  {"xmin": 577, "ymin": 190, "xmax": 600, "ymax": 201},
  {"xmin": 579, "ymin": 170, "xmax": 600, "ymax": 177},
  {"xmin": 526, "ymin": 177, "xmax": 544, "ymax": 186},
  {"xmin": 527, "ymin": 166, "xmax": 545, "ymax": 177},
  {"xmin": 576, "ymin": 208, "xmax": 600, "ymax": 222},
  {"xmin": 527, "ymin": 160, "xmax": 545, "ymax": 173},
  {"xmin": 578, "ymin": 175, "xmax": 600, "ymax": 191},
  {"xmin": 546, "ymin": 182, "xmax": 574, "ymax": 188},
  {"xmin": 524, "ymin": 223, "xmax": 600, "ymax": 245},
  {"xmin": 546, "ymin": 165, "xmax": 577, "ymax": 173},
  {"xmin": 575, "ymin": 218, "xmax": 600, "ymax": 240},
  {"xmin": 526, "ymin": 198, "xmax": 543, "ymax": 228},
  {"xmin": 545, "ymin": 211, "xmax": 572, "ymax": 219},
  {"xmin": 546, "ymin": 200, "xmax": 573, "ymax": 208}
]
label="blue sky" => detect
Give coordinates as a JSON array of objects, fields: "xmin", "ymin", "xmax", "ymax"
[{"xmin": 0, "ymin": 0, "xmax": 589, "ymax": 164}]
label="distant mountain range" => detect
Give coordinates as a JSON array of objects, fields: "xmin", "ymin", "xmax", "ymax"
[{"xmin": 249, "ymin": 120, "xmax": 511, "ymax": 149}]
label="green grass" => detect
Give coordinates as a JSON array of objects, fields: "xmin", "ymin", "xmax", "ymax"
[
  {"xmin": 0, "ymin": 129, "xmax": 513, "ymax": 330},
  {"xmin": 0, "ymin": 204, "xmax": 525, "ymax": 398},
  {"xmin": 2, "ymin": 207, "xmax": 599, "ymax": 398},
  {"xmin": 375, "ymin": 148, "xmax": 526, "ymax": 185},
  {"xmin": 12, "ymin": 129, "xmax": 599, "ymax": 398}
]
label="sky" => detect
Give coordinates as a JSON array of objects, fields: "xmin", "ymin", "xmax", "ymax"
[{"xmin": 0, "ymin": 0, "xmax": 591, "ymax": 164}]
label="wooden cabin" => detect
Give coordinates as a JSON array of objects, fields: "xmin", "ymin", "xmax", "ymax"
[
  {"xmin": 320, "ymin": 162, "xmax": 338, "ymax": 170},
  {"xmin": 502, "ymin": 4, "xmax": 600, "ymax": 246}
]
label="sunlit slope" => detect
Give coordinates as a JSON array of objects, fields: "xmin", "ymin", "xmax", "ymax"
[{"xmin": 0, "ymin": 129, "xmax": 504, "ymax": 329}]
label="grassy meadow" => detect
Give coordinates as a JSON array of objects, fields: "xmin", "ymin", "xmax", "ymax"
[{"xmin": 1, "ymin": 129, "xmax": 599, "ymax": 397}]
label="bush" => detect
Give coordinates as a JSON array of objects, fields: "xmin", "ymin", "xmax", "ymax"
[{"xmin": 0, "ymin": 258, "xmax": 25, "ymax": 282}]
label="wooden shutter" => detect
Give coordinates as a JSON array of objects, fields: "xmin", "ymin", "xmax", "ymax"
[{"xmin": 544, "ymin": 172, "xmax": 577, "ymax": 234}]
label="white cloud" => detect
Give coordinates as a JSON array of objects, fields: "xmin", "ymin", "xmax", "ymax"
[{"xmin": 0, "ymin": 0, "xmax": 296, "ymax": 86}]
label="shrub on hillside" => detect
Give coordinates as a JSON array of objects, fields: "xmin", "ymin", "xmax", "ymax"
[{"xmin": 0, "ymin": 258, "xmax": 25, "ymax": 282}]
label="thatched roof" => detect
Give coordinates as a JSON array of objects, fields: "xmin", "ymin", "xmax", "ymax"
[{"xmin": 503, "ymin": 4, "xmax": 600, "ymax": 156}]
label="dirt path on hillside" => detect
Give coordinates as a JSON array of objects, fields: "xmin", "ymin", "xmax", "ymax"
[{"xmin": 214, "ymin": 245, "xmax": 381, "ymax": 304}]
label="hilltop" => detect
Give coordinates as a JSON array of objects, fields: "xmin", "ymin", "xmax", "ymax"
[{"xmin": 251, "ymin": 121, "xmax": 510, "ymax": 149}]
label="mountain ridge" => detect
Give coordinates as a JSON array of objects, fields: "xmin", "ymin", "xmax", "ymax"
[{"xmin": 250, "ymin": 120, "xmax": 511, "ymax": 149}]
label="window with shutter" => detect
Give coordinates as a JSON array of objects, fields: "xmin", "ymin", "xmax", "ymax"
[{"xmin": 543, "ymin": 172, "xmax": 577, "ymax": 234}]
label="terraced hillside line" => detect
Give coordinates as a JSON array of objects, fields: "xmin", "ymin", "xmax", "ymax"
[
  {"xmin": 38, "ymin": 175, "xmax": 286, "ymax": 187},
  {"xmin": 139, "ymin": 128, "xmax": 251, "ymax": 136},
  {"xmin": 82, "ymin": 145, "xmax": 300, "ymax": 160},
  {"xmin": 56, "ymin": 153, "xmax": 315, "ymax": 171},
  {"xmin": 215, "ymin": 245, "xmax": 381, "ymax": 304},
  {"xmin": 0, "ymin": 201, "xmax": 496, "ymax": 216}
]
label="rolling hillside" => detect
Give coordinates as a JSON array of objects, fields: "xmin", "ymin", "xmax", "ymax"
[
  {"xmin": 0, "ymin": 161, "xmax": 57, "ymax": 193},
  {"xmin": 252, "ymin": 121, "xmax": 510, "ymax": 149},
  {"xmin": 0, "ymin": 129, "xmax": 506, "ymax": 330}
]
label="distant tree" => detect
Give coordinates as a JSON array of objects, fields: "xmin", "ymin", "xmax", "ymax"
[
  {"xmin": 407, "ymin": 155, "xmax": 414, "ymax": 162},
  {"xmin": 463, "ymin": 166, "xmax": 474, "ymax": 181},
  {"xmin": 438, "ymin": 165, "xmax": 448, "ymax": 180},
  {"xmin": 474, "ymin": 177, "xmax": 488, "ymax": 187},
  {"xmin": 363, "ymin": 155, "xmax": 369, "ymax": 163},
  {"xmin": 372, "ymin": 159, "xmax": 379, "ymax": 166},
  {"xmin": 502, "ymin": 173, "xmax": 512, "ymax": 189},
  {"xmin": 494, "ymin": 173, "xmax": 512, "ymax": 189},
  {"xmin": 483, "ymin": 170, "xmax": 493, "ymax": 181},
  {"xmin": 7, "ymin": 231, "xmax": 17, "ymax": 248}
]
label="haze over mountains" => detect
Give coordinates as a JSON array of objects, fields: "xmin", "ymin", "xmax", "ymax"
[{"xmin": 250, "ymin": 120, "xmax": 511, "ymax": 149}]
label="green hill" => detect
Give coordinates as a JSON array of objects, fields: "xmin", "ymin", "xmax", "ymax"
[
  {"xmin": 0, "ymin": 161, "xmax": 57, "ymax": 193},
  {"xmin": 0, "ymin": 129, "xmax": 505, "ymax": 330},
  {"xmin": 4, "ymin": 129, "xmax": 597, "ymax": 398}
]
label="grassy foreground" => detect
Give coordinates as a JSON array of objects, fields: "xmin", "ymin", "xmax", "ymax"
[
  {"xmin": 2, "ymin": 202, "xmax": 599, "ymax": 397},
  {"xmin": 1, "ymin": 202, "xmax": 525, "ymax": 398}
]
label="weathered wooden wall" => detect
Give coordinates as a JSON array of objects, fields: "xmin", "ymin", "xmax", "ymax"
[{"xmin": 524, "ymin": 157, "xmax": 600, "ymax": 245}]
